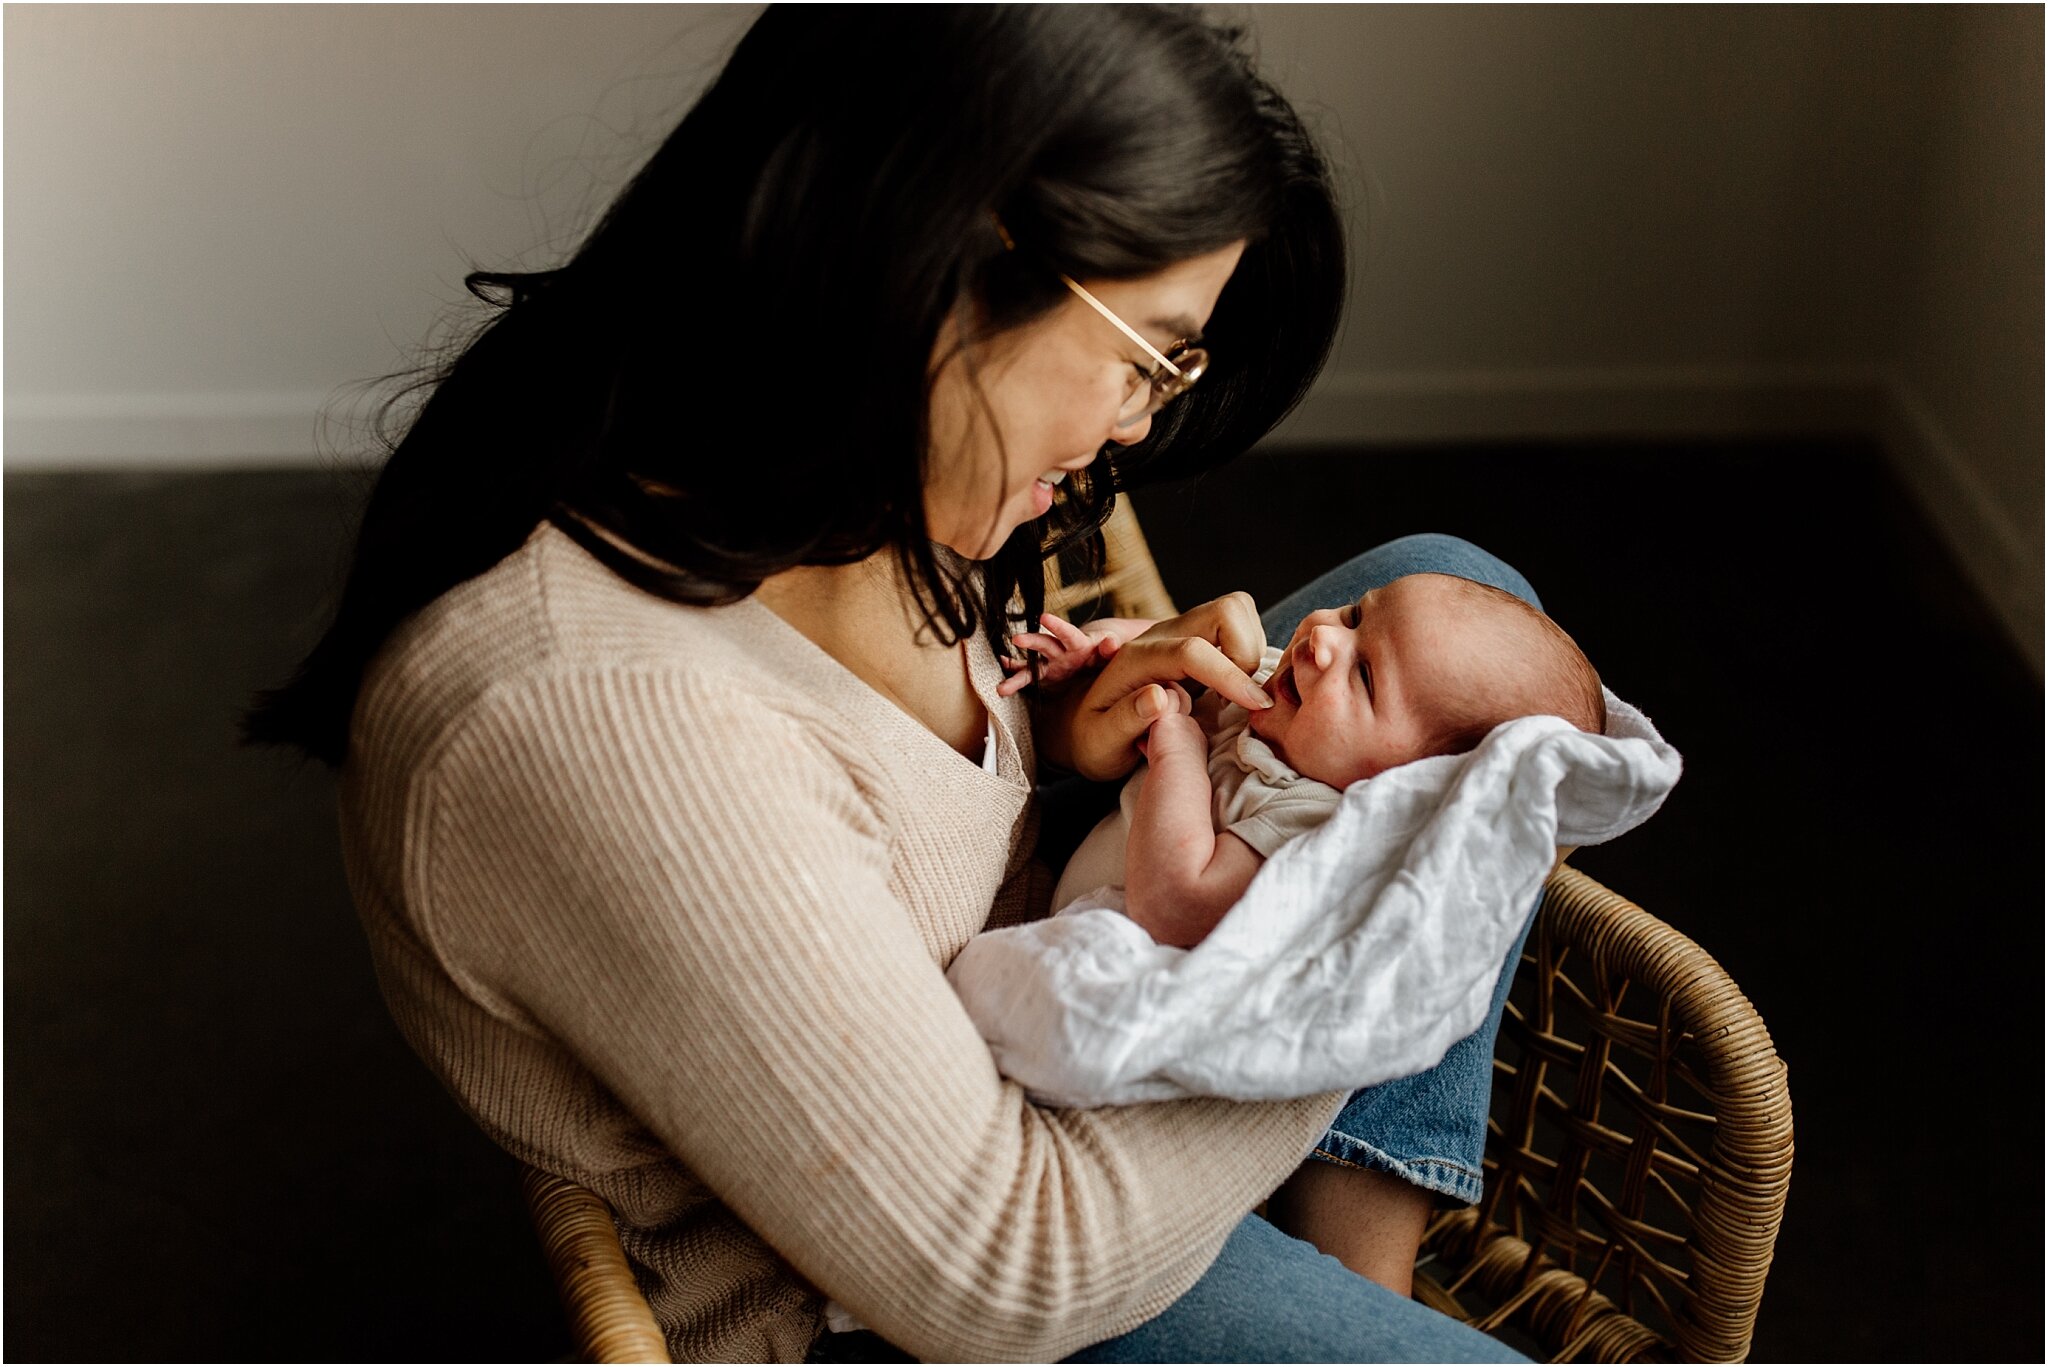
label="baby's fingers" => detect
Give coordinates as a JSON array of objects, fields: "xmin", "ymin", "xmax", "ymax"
[
  {"xmin": 1137, "ymin": 698, "xmax": 1204, "ymax": 766},
  {"xmin": 1038, "ymin": 613, "xmax": 1093, "ymax": 652},
  {"xmin": 1132, "ymin": 681, "xmax": 1194, "ymax": 720},
  {"xmin": 1013, "ymin": 630, "xmax": 1091, "ymax": 665}
]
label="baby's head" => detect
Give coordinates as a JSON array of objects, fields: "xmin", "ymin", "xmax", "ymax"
[{"xmin": 1248, "ymin": 573, "xmax": 1604, "ymax": 788}]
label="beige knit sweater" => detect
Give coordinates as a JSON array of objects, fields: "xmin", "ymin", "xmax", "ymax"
[{"xmin": 339, "ymin": 524, "xmax": 1342, "ymax": 1362}]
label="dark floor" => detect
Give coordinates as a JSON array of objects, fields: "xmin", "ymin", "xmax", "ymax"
[{"xmin": 5, "ymin": 440, "xmax": 2042, "ymax": 1362}]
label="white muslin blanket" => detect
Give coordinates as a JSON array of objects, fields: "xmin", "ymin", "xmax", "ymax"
[{"xmin": 944, "ymin": 688, "xmax": 1681, "ymax": 1107}]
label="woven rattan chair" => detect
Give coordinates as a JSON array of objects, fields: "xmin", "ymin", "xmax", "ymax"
[
  {"xmin": 1410, "ymin": 867, "xmax": 1793, "ymax": 1362},
  {"xmin": 1042, "ymin": 494, "xmax": 1180, "ymax": 621},
  {"xmin": 520, "ymin": 497, "xmax": 1793, "ymax": 1363}
]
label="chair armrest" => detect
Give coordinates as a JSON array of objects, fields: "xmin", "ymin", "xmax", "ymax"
[
  {"xmin": 1418, "ymin": 864, "xmax": 1794, "ymax": 1363},
  {"xmin": 520, "ymin": 1166, "xmax": 672, "ymax": 1364}
]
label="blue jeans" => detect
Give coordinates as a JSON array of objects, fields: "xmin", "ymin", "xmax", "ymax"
[
  {"xmin": 813, "ymin": 535, "xmax": 1544, "ymax": 1364},
  {"xmin": 808, "ymin": 1211, "xmax": 1522, "ymax": 1363}
]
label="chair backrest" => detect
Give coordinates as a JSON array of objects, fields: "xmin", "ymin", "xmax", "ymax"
[
  {"xmin": 1043, "ymin": 495, "xmax": 1180, "ymax": 621},
  {"xmin": 1414, "ymin": 865, "xmax": 1794, "ymax": 1362}
]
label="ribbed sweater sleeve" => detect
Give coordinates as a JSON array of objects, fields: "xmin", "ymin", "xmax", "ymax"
[{"xmin": 406, "ymin": 660, "xmax": 1339, "ymax": 1361}]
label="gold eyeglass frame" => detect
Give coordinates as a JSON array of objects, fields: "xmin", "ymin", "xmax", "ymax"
[{"xmin": 992, "ymin": 215, "xmax": 1209, "ymax": 427}]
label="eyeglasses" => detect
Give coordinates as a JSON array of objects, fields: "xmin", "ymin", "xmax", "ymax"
[
  {"xmin": 993, "ymin": 216, "xmax": 1209, "ymax": 428},
  {"xmin": 1059, "ymin": 275, "xmax": 1209, "ymax": 427}
]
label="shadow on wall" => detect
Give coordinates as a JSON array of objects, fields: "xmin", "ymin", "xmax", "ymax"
[{"xmin": 4, "ymin": 470, "xmax": 569, "ymax": 1362}]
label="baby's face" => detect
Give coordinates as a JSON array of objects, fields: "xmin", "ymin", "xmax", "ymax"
[{"xmin": 1248, "ymin": 574, "xmax": 1496, "ymax": 787}]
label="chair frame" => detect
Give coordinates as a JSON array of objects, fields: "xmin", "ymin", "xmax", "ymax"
[
  {"xmin": 1412, "ymin": 866, "xmax": 1793, "ymax": 1362},
  {"xmin": 521, "ymin": 1166, "xmax": 671, "ymax": 1364},
  {"xmin": 1042, "ymin": 495, "xmax": 1179, "ymax": 622}
]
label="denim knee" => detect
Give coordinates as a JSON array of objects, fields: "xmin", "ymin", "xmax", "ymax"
[
  {"xmin": 1064, "ymin": 1214, "xmax": 1529, "ymax": 1362},
  {"xmin": 1260, "ymin": 534, "xmax": 1541, "ymax": 643},
  {"xmin": 1363, "ymin": 533, "xmax": 1542, "ymax": 611},
  {"xmin": 1303, "ymin": 893, "xmax": 1539, "ymax": 1202}
]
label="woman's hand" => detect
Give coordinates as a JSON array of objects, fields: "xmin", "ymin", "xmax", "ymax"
[{"xmin": 1034, "ymin": 592, "xmax": 1273, "ymax": 781}]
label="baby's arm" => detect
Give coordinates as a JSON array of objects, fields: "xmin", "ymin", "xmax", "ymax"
[
  {"xmin": 996, "ymin": 614, "xmax": 1158, "ymax": 697},
  {"xmin": 1122, "ymin": 710, "xmax": 1265, "ymax": 948}
]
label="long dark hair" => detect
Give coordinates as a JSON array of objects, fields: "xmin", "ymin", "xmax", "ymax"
[{"xmin": 245, "ymin": 5, "xmax": 1345, "ymax": 765}]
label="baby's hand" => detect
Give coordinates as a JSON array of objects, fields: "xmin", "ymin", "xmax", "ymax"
[
  {"xmin": 1133, "ymin": 689, "xmax": 1202, "ymax": 762},
  {"xmin": 997, "ymin": 613, "xmax": 1137, "ymax": 697}
]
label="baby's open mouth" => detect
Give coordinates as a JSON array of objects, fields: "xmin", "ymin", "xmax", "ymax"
[{"xmin": 1270, "ymin": 662, "xmax": 1301, "ymax": 708}]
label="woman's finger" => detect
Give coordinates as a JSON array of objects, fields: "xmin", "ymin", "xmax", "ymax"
[
  {"xmin": 1205, "ymin": 591, "xmax": 1268, "ymax": 677},
  {"xmin": 1142, "ymin": 591, "xmax": 1267, "ymax": 678},
  {"xmin": 1119, "ymin": 636, "xmax": 1273, "ymax": 713},
  {"xmin": 1055, "ymin": 594, "xmax": 1271, "ymax": 780},
  {"xmin": 1065, "ymin": 683, "xmax": 1159, "ymax": 779}
]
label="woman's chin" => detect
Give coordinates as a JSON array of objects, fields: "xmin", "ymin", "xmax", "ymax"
[
  {"xmin": 937, "ymin": 481, "xmax": 1079, "ymax": 559},
  {"xmin": 940, "ymin": 530, "xmax": 1021, "ymax": 563},
  {"xmin": 929, "ymin": 514, "xmax": 1017, "ymax": 562}
]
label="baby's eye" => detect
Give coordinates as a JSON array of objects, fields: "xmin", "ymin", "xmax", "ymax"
[{"xmin": 1343, "ymin": 603, "xmax": 1362, "ymax": 627}]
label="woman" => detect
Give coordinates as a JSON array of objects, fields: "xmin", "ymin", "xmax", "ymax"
[{"xmin": 249, "ymin": 9, "xmax": 1530, "ymax": 1361}]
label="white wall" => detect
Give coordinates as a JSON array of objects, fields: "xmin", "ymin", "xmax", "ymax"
[
  {"xmin": 1881, "ymin": 7, "xmax": 2043, "ymax": 667},
  {"xmin": 1249, "ymin": 5, "xmax": 1925, "ymax": 374},
  {"xmin": 5, "ymin": 4, "xmax": 2039, "ymax": 662},
  {"xmin": 1235, "ymin": 3, "xmax": 2043, "ymax": 666},
  {"xmin": 4, "ymin": 4, "xmax": 758, "ymax": 457}
]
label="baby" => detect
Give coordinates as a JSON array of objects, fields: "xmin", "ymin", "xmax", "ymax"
[
  {"xmin": 970, "ymin": 572, "xmax": 1613, "ymax": 1298},
  {"xmin": 1009, "ymin": 572, "xmax": 1605, "ymax": 947}
]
